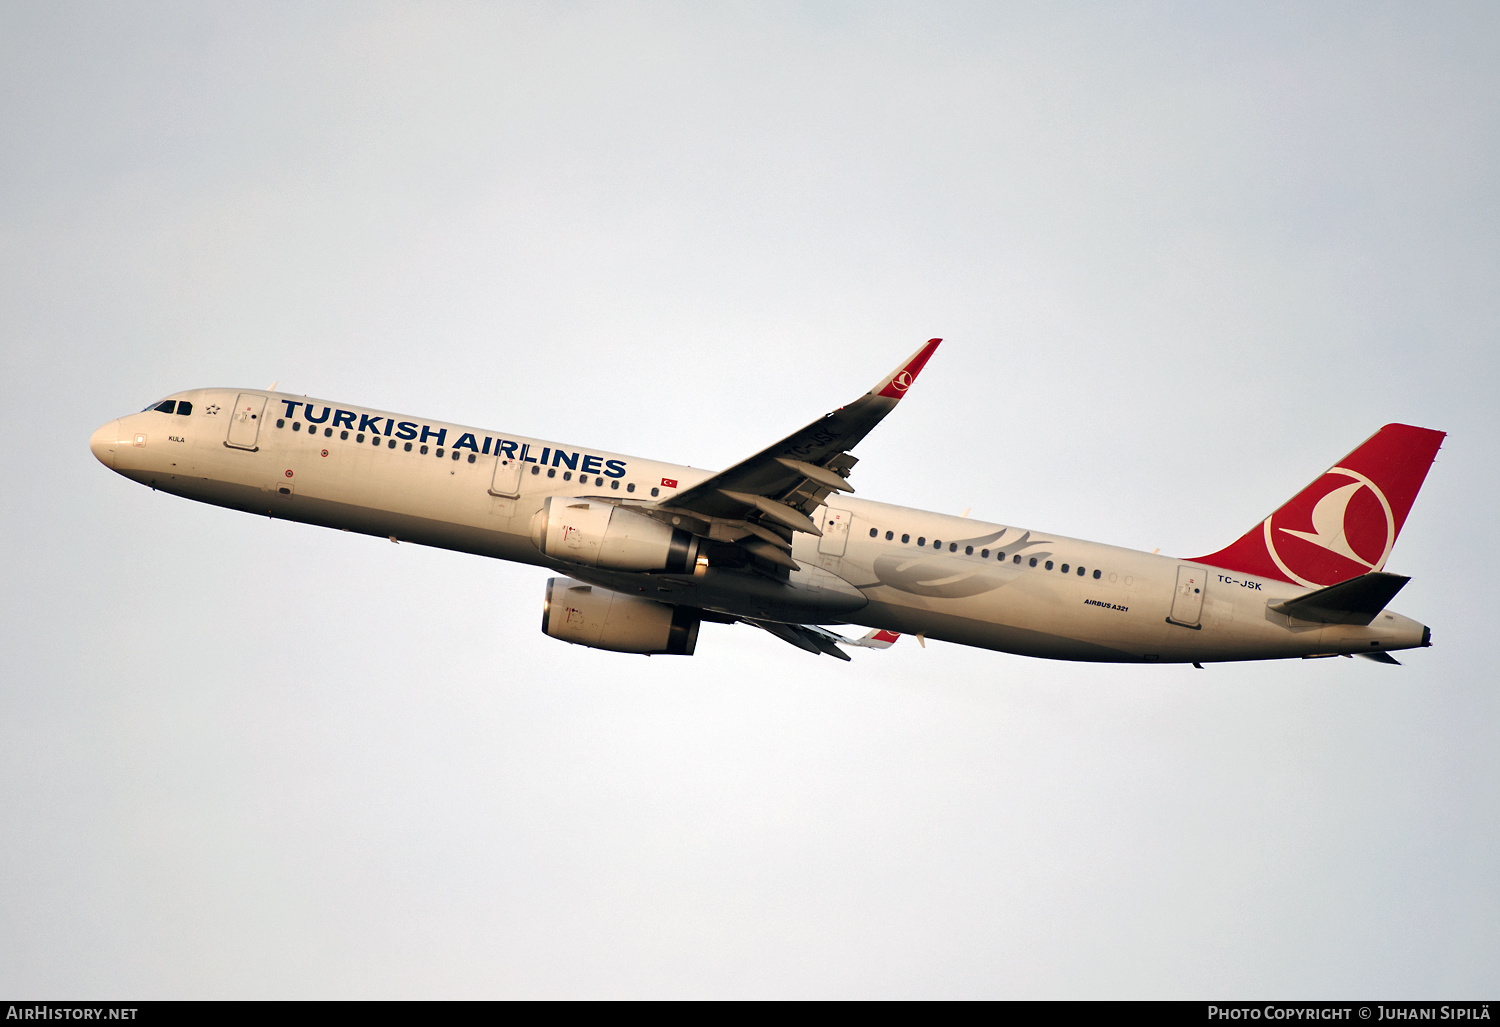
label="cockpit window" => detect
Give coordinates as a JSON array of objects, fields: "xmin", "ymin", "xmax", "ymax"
[
  {"xmin": 154, "ymin": 400, "xmax": 177, "ymax": 414},
  {"xmin": 176, "ymin": 400, "xmax": 192, "ymax": 416}
]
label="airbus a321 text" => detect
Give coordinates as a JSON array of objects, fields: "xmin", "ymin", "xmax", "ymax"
[{"xmin": 90, "ymin": 341, "xmax": 1444, "ymax": 666}]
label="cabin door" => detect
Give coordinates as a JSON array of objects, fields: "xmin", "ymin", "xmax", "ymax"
[
  {"xmin": 1168, "ymin": 565, "xmax": 1205, "ymax": 628},
  {"xmin": 225, "ymin": 393, "xmax": 267, "ymax": 451}
]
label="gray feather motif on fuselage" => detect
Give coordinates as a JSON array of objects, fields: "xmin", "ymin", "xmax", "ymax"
[{"xmin": 853, "ymin": 528, "xmax": 1055, "ymax": 598}]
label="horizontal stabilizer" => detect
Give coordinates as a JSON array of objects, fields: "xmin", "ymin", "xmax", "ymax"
[
  {"xmin": 1360, "ymin": 651, "xmax": 1402, "ymax": 665},
  {"xmin": 1269, "ymin": 571, "xmax": 1411, "ymax": 626}
]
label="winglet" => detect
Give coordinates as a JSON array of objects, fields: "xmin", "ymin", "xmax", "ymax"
[
  {"xmin": 848, "ymin": 628, "xmax": 901, "ymax": 649},
  {"xmin": 873, "ymin": 339, "xmax": 941, "ymax": 399}
]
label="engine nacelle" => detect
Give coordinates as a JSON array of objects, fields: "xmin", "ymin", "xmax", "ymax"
[
  {"xmin": 541, "ymin": 577, "xmax": 699, "ymax": 655},
  {"xmin": 530, "ymin": 496, "xmax": 700, "ymax": 572}
]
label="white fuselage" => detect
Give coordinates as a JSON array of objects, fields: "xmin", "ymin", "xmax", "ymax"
[{"xmin": 90, "ymin": 389, "xmax": 1429, "ymax": 664}]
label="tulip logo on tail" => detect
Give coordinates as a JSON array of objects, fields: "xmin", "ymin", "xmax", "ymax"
[
  {"xmin": 1190, "ymin": 424, "xmax": 1444, "ymax": 589},
  {"xmin": 1264, "ymin": 468, "xmax": 1395, "ymax": 587}
]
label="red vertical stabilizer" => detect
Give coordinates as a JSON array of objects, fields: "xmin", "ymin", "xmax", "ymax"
[{"xmin": 1190, "ymin": 424, "xmax": 1445, "ymax": 587}]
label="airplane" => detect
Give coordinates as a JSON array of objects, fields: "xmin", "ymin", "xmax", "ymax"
[{"xmin": 88, "ymin": 340, "xmax": 1444, "ymax": 665}]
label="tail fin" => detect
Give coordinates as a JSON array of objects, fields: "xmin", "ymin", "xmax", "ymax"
[{"xmin": 1191, "ymin": 423, "xmax": 1445, "ymax": 587}]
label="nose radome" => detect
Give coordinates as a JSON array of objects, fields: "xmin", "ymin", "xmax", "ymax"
[{"xmin": 90, "ymin": 419, "xmax": 120, "ymax": 469}]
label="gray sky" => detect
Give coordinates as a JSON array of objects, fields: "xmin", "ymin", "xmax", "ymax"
[{"xmin": 2, "ymin": 1, "xmax": 1496, "ymax": 998}]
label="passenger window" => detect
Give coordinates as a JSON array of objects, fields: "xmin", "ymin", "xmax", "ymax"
[
  {"xmin": 596, "ymin": 477, "xmax": 604, "ymax": 486},
  {"xmin": 419, "ymin": 444, "xmax": 428, "ymax": 454},
  {"xmin": 1077, "ymin": 566, "xmax": 1085, "ymax": 576},
  {"xmin": 885, "ymin": 531, "xmax": 893, "ymax": 541},
  {"xmin": 404, "ymin": 442, "xmax": 412, "ymax": 452},
  {"xmin": 1093, "ymin": 569, "xmax": 1101, "ymax": 579},
  {"xmin": 341, "ymin": 430, "xmax": 349, "ymax": 440},
  {"xmin": 436, "ymin": 448, "xmax": 444, "ymax": 457},
  {"xmin": 468, "ymin": 453, "xmax": 476, "ymax": 463},
  {"xmin": 869, "ymin": 528, "xmax": 878, "ymax": 537},
  {"xmin": 917, "ymin": 537, "xmax": 925, "ymax": 546},
  {"xmin": 277, "ymin": 419, "xmax": 286, "ymax": 428},
  {"xmin": 651, "ymin": 487, "xmax": 659, "ymax": 497},
  {"xmin": 965, "ymin": 545, "xmax": 973, "ymax": 555},
  {"xmin": 176, "ymin": 401, "xmax": 192, "ymax": 416},
  {"xmin": 295, "ymin": 422, "xmax": 303, "ymax": 431},
  {"xmin": 1045, "ymin": 561, "xmax": 1054, "ymax": 570},
  {"xmin": 1029, "ymin": 557, "xmax": 1037, "ymax": 567},
  {"xmin": 530, "ymin": 464, "xmax": 539, "ymax": 473},
  {"xmin": 1013, "ymin": 555, "xmax": 1021, "ymax": 564},
  {"xmin": 452, "ymin": 451, "xmax": 460, "ymax": 460},
  {"xmin": 375, "ymin": 437, "xmax": 382, "ymax": 446},
  {"xmin": 324, "ymin": 428, "xmax": 332, "ymax": 437},
  {"xmin": 934, "ymin": 540, "xmax": 942, "ymax": 549},
  {"xmin": 627, "ymin": 482, "xmax": 635, "ymax": 493},
  {"xmin": 547, "ymin": 467, "xmax": 555, "ymax": 477},
  {"xmin": 155, "ymin": 400, "xmax": 176, "ymax": 413},
  {"xmin": 996, "ymin": 551, "xmax": 1004, "ymax": 560},
  {"xmin": 564, "ymin": 472, "xmax": 573, "ymax": 481},
  {"xmin": 388, "ymin": 439, "xmax": 396, "ymax": 449},
  {"xmin": 1061, "ymin": 564, "xmax": 1069, "ymax": 573},
  {"xmin": 357, "ymin": 433, "xmax": 365, "ymax": 442},
  {"xmin": 901, "ymin": 534, "xmax": 910, "ymax": 544},
  {"xmin": 610, "ymin": 479, "xmax": 619, "ymax": 489}
]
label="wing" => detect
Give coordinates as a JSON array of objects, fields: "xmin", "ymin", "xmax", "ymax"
[{"xmin": 649, "ymin": 339, "xmax": 941, "ymax": 563}]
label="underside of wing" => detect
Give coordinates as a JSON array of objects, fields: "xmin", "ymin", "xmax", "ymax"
[{"xmin": 742, "ymin": 621, "xmax": 902, "ymax": 660}]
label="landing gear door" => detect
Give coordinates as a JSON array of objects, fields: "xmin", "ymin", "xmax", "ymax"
[
  {"xmin": 225, "ymin": 393, "xmax": 267, "ymax": 451},
  {"xmin": 817, "ymin": 507, "xmax": 852, "ymax": 557},
  {"xmin": 490, "ymin": 453, "xmax": 522, "ymax": 497},
  {"xmin": 1167, "ymin": 565, "xmax": 1205, "ymax": 628}
]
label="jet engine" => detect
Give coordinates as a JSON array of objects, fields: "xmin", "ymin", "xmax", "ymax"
[
  {"xmin": 530, "ymin": 496, "xmax": 700, "ymax": 572},
  {"xmin": 541, "ymin": 577, "xmax": 699, "ymax": 655}
]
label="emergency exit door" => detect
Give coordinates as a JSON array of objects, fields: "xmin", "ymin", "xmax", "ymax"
[
  {"xmin": 817, "ymin": 507, "xmax": 852, "ymax": 557},
  {"xmin": 489, "ymin": 453, "xmax": 523, "ymax": 497}
]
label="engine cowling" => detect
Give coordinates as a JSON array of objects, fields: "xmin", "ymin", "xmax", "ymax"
[
  {"xmin": 541, "ymin": 577, "xmax": 699, "ymax": 655},
  {"xmin": 529, "ymin": 496, "xmax": 700, "ymax": 572}
]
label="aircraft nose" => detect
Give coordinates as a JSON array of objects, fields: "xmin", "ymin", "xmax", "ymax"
[{"xmin": 90, "ymin": 419, "xmax": 120, "ymax": 469}]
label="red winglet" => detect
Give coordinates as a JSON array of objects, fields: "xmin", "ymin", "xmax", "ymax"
[
  {"xmin": 1191, "ymin": 423, "xmax": 1445, "ymax": 587},
  {"xmin": 875, "ymin": 338, "xmax": 942, "ymax": 398}
]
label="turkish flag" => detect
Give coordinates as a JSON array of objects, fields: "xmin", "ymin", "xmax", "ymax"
[{"xmin": 660, "ymin": 478, "xmax": 678, "ymax": 488}]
